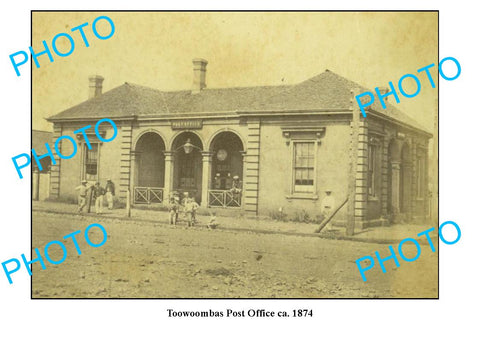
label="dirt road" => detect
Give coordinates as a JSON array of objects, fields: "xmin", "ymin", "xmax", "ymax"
[{"xmin": 32, "ymin": 211, "xmax": 438, "ymax": 298}]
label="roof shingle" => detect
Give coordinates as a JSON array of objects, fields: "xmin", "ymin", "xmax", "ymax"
[{"xmin": 47, "ymin": 70, "xmax": 429, "ymax": 133}]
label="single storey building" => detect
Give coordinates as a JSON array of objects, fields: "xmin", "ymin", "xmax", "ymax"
[{"xmin": 46, "ymin": 59, "xmax": 432, "ymax": 227}]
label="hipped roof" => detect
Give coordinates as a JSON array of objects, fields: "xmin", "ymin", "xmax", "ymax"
[{"xmin": 47, "ymin": 70, "xmax": 431, "ymax": 135}]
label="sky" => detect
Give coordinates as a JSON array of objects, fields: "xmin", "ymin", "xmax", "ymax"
[{"xmin": 32, "ymin": 11, "xmax": 438, "ymax": 132}]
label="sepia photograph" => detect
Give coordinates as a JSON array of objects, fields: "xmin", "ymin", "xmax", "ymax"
[{"xmin": 31, "ymin": 11, "xmax": 438, "ymax": 298}]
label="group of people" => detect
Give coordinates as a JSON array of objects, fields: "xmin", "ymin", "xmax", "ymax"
[
  {"xmin": 75, "ymin": 181, "xmax": 219, "ymax": 227},
  {"xmin": 75, "ymin": 179, "xmax": 116, "ymax": 214},
  {"xmin": 168, "ymin": 191, "xmax": 218, "ymax": 228},
  {"xmin": 168, "ymin": 192, "xmax": 198, "ymax": 227}
]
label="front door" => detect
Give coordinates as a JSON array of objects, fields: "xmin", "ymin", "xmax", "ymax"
[{"xmin": 175, "ymin": 149, "xmax": 202, "ymax": 203}]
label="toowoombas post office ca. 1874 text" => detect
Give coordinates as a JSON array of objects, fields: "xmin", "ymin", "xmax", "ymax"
[{"xmin": 45, "ymin": 58, "xmax": 431, "ymax": 228}]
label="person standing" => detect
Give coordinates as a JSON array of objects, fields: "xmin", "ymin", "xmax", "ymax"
[
  {"xmin": 182, "ymin": 192, "xmax": 190, "ymax": 219},
  {"xmin": 168, "ymin": 192, "xmax": 180, "ymax": 225},
  {"xmin": 191, "ymin": 197, "xmax": 199, "ymax": 225},
  {"xmin": 184, "ymin": 197, "xmax": 194, "ymax": 227},
  {"xmin": 105, "ymin": 179, "xmax": 115, "ymax": 210},
  {"xmin": 93, "ymin": 182, "xmax": 106, "ymax": 214},
  {"xmin": 230, "ymin": 175, "xmax": 242, "ymax": 206},
  {"xmin": 230, "ymin": 175, "xmax": 242, "ymax": 193},
  {"xmin": 75, "ymin": 180, "xmax": 90, "ymax": 213}
]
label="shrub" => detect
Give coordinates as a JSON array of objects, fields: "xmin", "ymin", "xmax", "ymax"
[
  {"xmin": 314, "ymin": 214, "xmax": 326, "ymax": 224},
  {"xmin": 269, "ymin": 209, "xmax": 288, "ymax": 222},
  {"xmin": 45, "ymin": 195, "xmax": 77, "ymax": 205},
  {"xmin": 291, "ymin": 210, "xmax": 311, "ymax": 223}
]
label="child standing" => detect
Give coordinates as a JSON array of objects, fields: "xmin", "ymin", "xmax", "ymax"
[
  {"xmin": 168, "ymin": 193, "xmax": 180, "ymax": 225},
  {"xmin": 191, "ymin": 198, "xmax": 199, "ymax": 225},
  {"xmin": 184, "ymin": 198, "xmax": 194, "ymax": 227}
]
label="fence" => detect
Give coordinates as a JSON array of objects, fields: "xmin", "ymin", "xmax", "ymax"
[
  {"xmin": 208, "ymin": 190, "xmax": 242, "ymax": 208},
  {"xmin": 134, "ymin": 187, "xmax": 164, "ymax": 204}
]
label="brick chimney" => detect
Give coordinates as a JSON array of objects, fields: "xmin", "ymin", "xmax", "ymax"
[
  {"xmin": 191, "ymin": 58, "xmax": 208, "ymax": 94},
  {"xmin": 378, "ymin": 86, "xmax": 389, "ymax": 101},
  {"xmin": 89, "ymin": 75, "xmax": 104, "ymax": 99}
]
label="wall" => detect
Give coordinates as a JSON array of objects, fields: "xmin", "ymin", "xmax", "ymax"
[
  {"xmin": 53, "ymin": 121, "xmax": 123, "ymax": 201},
  {"xmin": 51, "ymin": 114, "xmax": 431, "ymax": 224},
  {"xmin": 257, "ymin": 115, "xmax": 351, "ymax": 222},
  {"xmin": 32, "ymin": 171, "xmax": 50, "ymax": 201},
  {"xmin": 39, "ymin": 173, "xmax": 50, "ymax": 200}
]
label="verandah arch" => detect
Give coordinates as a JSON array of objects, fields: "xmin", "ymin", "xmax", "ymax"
[
  {"xmin": 208, "ymin": 131, "xmax": 245, "ymax": 208},
  {"xmin": 171, "ymin": 131, "xmax": 204, "ymax": 204},
  {"xmin": 134, "ymin": 131, "xmax": 166, "ymax": 203}
]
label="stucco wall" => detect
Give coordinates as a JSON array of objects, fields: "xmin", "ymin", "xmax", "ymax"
[
  {"xmin": 55, "ymin": 123, "xmax": 122, "ymax": 201},
  {"xmin": 257, "ymin": 118, "xmax": 351, "ymax": 221},
  {"xmin": 51, "ymin": 114, "xmax": 431, "ymax": 224}
]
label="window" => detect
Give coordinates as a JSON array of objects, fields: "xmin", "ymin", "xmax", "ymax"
[
  {"xmin": 417, "ymin": 151, "xmax": 426, "ymax": 198},
  {"xmin": 84, "ymin": 143, "xmax": 99, "ymax": 181},
  {"xmin": 367, "ymin": 143, "xmax": 377, "ymax": 196},
  {"xmin": 293, "ymin": 142, "xmax": 315, "ymax": 192},
  {"xmin": 282, "ymin": 127, "xmax": 324, "ymax": 199}
]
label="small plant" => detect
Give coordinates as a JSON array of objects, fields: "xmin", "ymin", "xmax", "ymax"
[
  {"xmin": 314, "ymin": 214, "xmax": 326, "ymax": 224},
  {"xmin": 269, "ymin": 209, "xmax": 287, "ymax": 222},
  {"xmin": 291, "ymin": 210, "xmax": 311, "ymax": 223},
  {"xmin": 45, "ymin": 195, "xmax": 77, "ymax": 204}
]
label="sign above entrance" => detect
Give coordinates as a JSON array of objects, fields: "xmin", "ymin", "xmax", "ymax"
[{"xmin": 171, "ymin": 119, "xmax": 203, "ymax": 130}]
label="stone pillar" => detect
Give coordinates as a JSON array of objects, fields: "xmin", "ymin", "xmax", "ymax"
[
  {"xmin": 347, "ymin": 89, "xmax": 362, "ymax": 235},
  {"xmin": 244, "ymin": 119, "xmax": 261, "ymax": 214},
  {"xmin": 402, "ymin": 161, "xmax": 413, "ymax": 220},
  {"xmin": 411, "ymin": 142, "xmax": 417, "ymax": 198},
  {"xmin": 163, "ymin": 151, "xmax": 175, "ymax": 201},
  {"xmin": 381, "ymin": 137, "xmax": 390, "ymax": 217},
  {"xmin": 411, "ymin": 142, "xmax": 419, "ymax": 220},
  {"xmin": 119, "ymin": 124, "xmax": 133, "ymax": 201},
  {"xmin": 240, "ymin": 151, "xmax": 247, "ymax": 208},
  {"xmin": 391, "ymin": 161, "xmax": 401, "ymax": 221},
  {"xmin": 354, "ymin": 119, "xmax": 368, "ymax": 229},
  {"xmin": 129, "ymin": 151, "xmax": 140, "ymax": 205},
  {"xmin": 423, "ymin": 148, "xmax": 429, "ymax": 217},
  {"xmin": 201, "ymin": 151, "xmax": 213, "ymax": 207},
  {"xmin": 49, "ymin": 124, "xmax": 62, "ymax": 198}
]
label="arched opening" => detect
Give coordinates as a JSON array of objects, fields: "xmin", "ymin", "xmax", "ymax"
[
  {"xmin": 134, "ymin": 132, "xmax": 166, "ymax": 203},
  {"xmin": 172, "ymin": 132, "xmax": 203, "ymax": 204},
  {"xmin": 209, "ymin": 131, "xmax": 244, "ymax": 208}
]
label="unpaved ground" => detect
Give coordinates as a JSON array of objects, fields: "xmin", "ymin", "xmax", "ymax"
[{"xmin": 32, "ymin": 211, "xmax": 438, "ymax": 298}]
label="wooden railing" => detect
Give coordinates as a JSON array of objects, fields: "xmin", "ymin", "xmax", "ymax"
[
  {"xmin": 134, "ymin": 187, "xmax": 164, "ymax": 204},
  {"xmin": 208, "ymin": 190, "xmax": 242, "ymax": 208}
]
